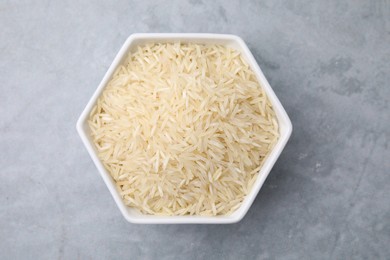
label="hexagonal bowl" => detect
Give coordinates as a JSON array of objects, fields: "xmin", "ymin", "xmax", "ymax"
[{"xmin": 76, "ymin": 33, "xmax": 292, "ymax": 224}]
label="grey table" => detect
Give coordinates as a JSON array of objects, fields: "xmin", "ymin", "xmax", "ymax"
[{"xmin": 1, "ymin": 0, "xmax": 389, "ymax": 259}]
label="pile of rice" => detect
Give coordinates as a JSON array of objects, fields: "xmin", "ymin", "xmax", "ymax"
[{"xmin": 89, "ymin": 43, "xmax": 279, "ymax": 216}]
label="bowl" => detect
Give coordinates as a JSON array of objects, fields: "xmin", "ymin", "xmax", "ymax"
[{"xmin": 76, "ymin": 33, "xmax": 292, "ymax": 224}]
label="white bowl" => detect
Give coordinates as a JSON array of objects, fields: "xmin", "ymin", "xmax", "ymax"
[{"xmin": 77, "ymin": 33, "xmax": 292, "ymax": 224}]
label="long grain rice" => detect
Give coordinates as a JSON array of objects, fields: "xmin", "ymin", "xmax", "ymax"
[{"xmin": 89, "ymin": 43, "xmax": 279, "ymax": 216}]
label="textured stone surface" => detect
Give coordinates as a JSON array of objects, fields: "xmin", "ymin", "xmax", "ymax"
[{"xmin": 1, "ymin": 0, "xmax": 389, "ymax": 259}]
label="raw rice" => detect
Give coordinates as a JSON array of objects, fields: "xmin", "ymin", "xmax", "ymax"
[{"xmin": 89, "ymin": 43, "xmax": 279, "ymax": 216}]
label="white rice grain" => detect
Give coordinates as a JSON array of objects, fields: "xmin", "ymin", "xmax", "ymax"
[{"xmin": 88, "ymin": 43, "xmax": 279, "ymax": 216}]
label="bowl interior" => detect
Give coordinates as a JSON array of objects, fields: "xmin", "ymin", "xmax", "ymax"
[{"xmin": 77, "ymin": 34, "xmax": 292, "ymax": 223}]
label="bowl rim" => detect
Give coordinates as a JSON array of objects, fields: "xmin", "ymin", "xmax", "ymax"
[{"xmin": 76, "ymin": 33, "xmax": 292, "ymax": 224}]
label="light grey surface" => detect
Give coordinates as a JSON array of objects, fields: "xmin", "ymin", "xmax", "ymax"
[{"xmin": 1, "ymin": 0, "xmax": 389, "ymax": 259}]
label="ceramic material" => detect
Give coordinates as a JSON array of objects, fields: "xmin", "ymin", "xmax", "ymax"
[{"xmin": 76, "ymin": 33, "xmax": 292, "ymax": 224}]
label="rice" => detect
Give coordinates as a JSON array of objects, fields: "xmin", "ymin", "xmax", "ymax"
[{"xmin": 88, "ymin": 43, "xmax": 279, "ymax": 216}]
